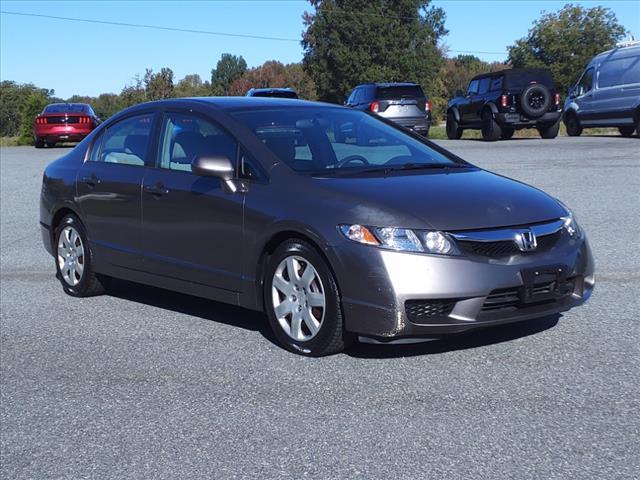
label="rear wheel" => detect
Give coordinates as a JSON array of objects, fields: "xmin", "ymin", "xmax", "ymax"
[
  {"xmin": 54, "ymin": 214, "xmax": 105, "ymax": 297},
  {"xmin": 446, "ymin": 112, "xmax": 463, "ymax": 139},
  {"xmin": 34, "ymin": 138, "xmax": 45, "ymax": 148},
  {"xmin": 619, "ymin": 126, "xmax": 635, "ymax": 137},
  {"xmin": 264, "ymin": 239, "xmax": 350, "ymax": 356},
  {"xmin": 481, "ymin": 111, "xmax": 501, "ymax": 141},
  {"xmin": 501, "ymin": 127, "xmax": 515, "ymax": 140},
  {"xmin": 564, "ymin": 113, "xmax": 582, "ymax": 137},
  {"xmin": 538, "ymin": 120, "xmax": 560, "ymax": 139}
]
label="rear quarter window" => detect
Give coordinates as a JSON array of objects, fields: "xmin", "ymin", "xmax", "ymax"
[{"xmin": 598, "ymin": 55, "xmax": 640, "ymax": 87}]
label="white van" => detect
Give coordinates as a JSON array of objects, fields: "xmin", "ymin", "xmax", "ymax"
[{"xmin": 563, "ymin": 40, "xmax": 640, "ymax": 137}]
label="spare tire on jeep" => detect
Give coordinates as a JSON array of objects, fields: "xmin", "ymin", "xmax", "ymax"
[{"xmin": 520, "ymin": 84, "xmax": 551, "ymax": 118}]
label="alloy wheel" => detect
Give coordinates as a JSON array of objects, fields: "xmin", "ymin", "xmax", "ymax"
[
  {"xmin": 271, "ymin": 255, "xmax": 326, "ymax": 341},
  {"xmin": 57, "ymin": 226, "xmax": 85, "ymax": 286}
]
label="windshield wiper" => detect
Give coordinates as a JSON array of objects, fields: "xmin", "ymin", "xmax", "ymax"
[{"xmin": 318, "ymin": 163, "xmax": 466, "ymax": 177}]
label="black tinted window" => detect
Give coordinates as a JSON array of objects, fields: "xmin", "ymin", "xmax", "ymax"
[
  {"xmin": 467, "ymin": 80, "xmax": 479, "ymax": 95},
  {"xmin": 375, "ymin": 85, "xmax": 424, "ymax": 99},
  {"xmin": 490, "ymin": 76, "xmax": 503, "ymax": 91},
  {"xmin": 252, "ymin": 91, "xmax": 298, "ymax": 99},
  {"xmin": 44, "ymin": 104, "xmax": 86, "ymax": 113},
  {"xmin": 93, "ymin": 114, "xmax": 153, "ymax": 165}
]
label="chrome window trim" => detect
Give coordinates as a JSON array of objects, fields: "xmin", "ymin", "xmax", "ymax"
[{"xmin": 449, "ymin": 219, "xmax": 564, "ymax": 243}]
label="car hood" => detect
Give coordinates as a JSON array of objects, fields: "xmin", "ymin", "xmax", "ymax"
[{"xmin": 313, "ymin": 168, "xmax": 566, "ymax": 231}]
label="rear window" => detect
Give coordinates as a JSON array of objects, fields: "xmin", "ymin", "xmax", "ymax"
[
  {"xmin": 504, "ymin": 71, "xmax": 555, "ymax": 89},
  {"xmin": 44, "ymin": 104, "xmax": 86, "ymax": 113},
  {"xmin": 252, "ymin": 90, "xmax": 298, "ymax": 99},
  {"xmin": 375, "ymin": 85, "xmax": 425, "ymax": 100}
]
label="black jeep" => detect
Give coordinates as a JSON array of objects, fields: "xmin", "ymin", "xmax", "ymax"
[{"xmin": 446, "ymin": 68, "xmax": 562, "ymax": 141}]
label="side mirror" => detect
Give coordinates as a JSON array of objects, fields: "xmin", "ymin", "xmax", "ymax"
[
  {"xmin": 191, "ymin": 155, "xmax": 239, "ymax": 192},
  {"xmin": 455, "ymin": 89, "xmax": 464, "ymax": 98}
]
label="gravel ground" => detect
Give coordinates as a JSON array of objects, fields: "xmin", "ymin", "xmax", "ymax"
[{"xmin": 1, "ymin": 136, "xmax": 639, "ymax": 479}]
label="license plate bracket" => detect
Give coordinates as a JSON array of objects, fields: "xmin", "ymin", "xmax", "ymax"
[{"xmin": 520, "ymin": 265, "xmax": 567, "ymax": 304}]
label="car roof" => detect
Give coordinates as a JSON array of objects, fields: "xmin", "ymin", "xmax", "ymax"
[
  {"xmin": 249, "ymin": 88, "xmax": 296, "ymax": 93},
  {"xmin": 156, "ymin": 96, "xmax": 339, "ymax": 112},
  {"xmin": 46, "ymin": 102, "xmax": 89, "ymax": 107},
  {"xmin": 357, "ymin": 82, "xmax": 419, "ymax": 88},
  {"xmin": 590, "ymin": 43, "xmax": 640, "ymax": 64},
  {"xmin": 471, "ymin": 68, "xmax": 552, "ymax": 81}
]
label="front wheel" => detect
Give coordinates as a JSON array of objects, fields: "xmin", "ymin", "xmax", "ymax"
[
  {"xmin": 481, "ymin": 111, "xmax": 501, "ymax": 141},
  {"xmin": 264, "ymin": 239, "xmax": 350, "ymax": 356},
  {"xmin": 564, "ymin": 114, "xmax": 582, "ymax": 137},
  {"xmin": 619, "ymin": 126, "xmax": 635, "ymax": 137},
  {"xmin": 538, "ymin": 120, "xmax": 560, "ymax": 139},
  {"xmin": 54, "ymin": 214, "xmax": 106, "ymax": 297},
  {"xmin": 446, "ymin": 112, "xmax": 463, "ymax": 139}
]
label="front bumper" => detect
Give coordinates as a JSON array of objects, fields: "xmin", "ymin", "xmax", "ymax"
[
  {"xmin": 332, "ymin": 233, "xmax": 594, "ymax": 340},
  {"xmin": 496, "ymin": 111, "xmax": 561, "ymax": 127}
]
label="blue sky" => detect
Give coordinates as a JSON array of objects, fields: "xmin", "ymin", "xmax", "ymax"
[{"xmin": 1, "ymin": 0, "xmax": 639, "ymax": 98}]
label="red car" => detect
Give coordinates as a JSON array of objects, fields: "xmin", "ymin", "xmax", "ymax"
[{"xmin": 34, "ymin": 103, "xmax": 101, "ymax": 148}]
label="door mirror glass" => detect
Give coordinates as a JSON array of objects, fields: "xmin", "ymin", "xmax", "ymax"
[{"xmin": 192, "ymin": 155, "xmax": 234, "ymax": 179}]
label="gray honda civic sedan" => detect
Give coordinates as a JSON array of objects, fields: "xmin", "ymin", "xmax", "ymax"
[{"xmin": 40, "ymin": 97, "xmax": 594, "ymax": 356}]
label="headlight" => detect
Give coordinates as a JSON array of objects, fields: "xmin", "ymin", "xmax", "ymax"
[
  {"xmin": 339, "ymin": 224, "xmax": 461, "ymax": 255},
  {"xmin": 561, "ymin": 214, "xmax": 581, "ymax": 238}
]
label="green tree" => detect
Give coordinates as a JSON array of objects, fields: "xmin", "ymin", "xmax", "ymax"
[
  {"xmin": 144, "ymin": 67, "xmax": 175, "ymax": 100},
  {"xmin": 0, "ymin": 81, "xmax": 52, "ymax": 137},
  {"xmin": 228, "ymin": 61, "xmax": 317, "ymax": 99},
  {"xmin": 18, "ymin": 92, "xmax": 49, "ymax": 145},
  {"xmin": 120, "ymin": 75, "xmax": 147, "ymax": 108},
  {"xmin": 507, "ymin": 4, "xmax": 627, "ymax": 93},
  {"xmin": 174, "ymin": 74, "xmax": 212, "ymax": 97},
  {"xmin": 302, "ymin": 0, "xmax": 448, "ymax": 103},
  {"xmin": 211, "ymin": 53, "xmax": 247, "ymax": 95}
]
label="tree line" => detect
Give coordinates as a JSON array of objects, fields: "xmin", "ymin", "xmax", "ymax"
[{"xmin": 0, "ymin": 2, "xmax": 627, "ymax": 144}]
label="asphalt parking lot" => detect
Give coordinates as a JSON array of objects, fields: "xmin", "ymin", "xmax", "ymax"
[{"xmin": 1, "ymin": 136, "xmax": 639, "ymax": 479}]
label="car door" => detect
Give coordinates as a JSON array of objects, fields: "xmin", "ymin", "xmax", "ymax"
[
  {"xmin": 572, "ymin": 67, "xmax": 596, "ymax": 122},
  {"xmin": 76, "ymin": 111, "xmax": 157, "ymax": 270},
  {"xmin": 460, "ymin": 79, "xmax": 479, "ymax": 124},
  {"xmin": 591, "ymin": 54, "xmax": 640, "ymax": 125},
  {"xmin": 141, "ymin": 110, "xmax": 244, "ymax": 293}
]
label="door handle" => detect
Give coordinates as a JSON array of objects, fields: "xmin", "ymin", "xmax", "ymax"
[
  {"xmin": 144, "ymin": 184, "xmax": 169, "ymax": 196},
  {"xmin": 81, "ymin": 174, "xmax": 101, "ymax": 186}
]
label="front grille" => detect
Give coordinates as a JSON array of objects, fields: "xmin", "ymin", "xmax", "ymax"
[
  {"xmin": 459, "ymin": 231, "xmax": 561, "ymax": 258},
  {"xmin": 482, "ymin": 277, "xmax": 575, "ymax": 313},
  {"xmin": 45, "ymin": 116, "xmax": 80, "ymax": 124},
  {"xmin": 405, "ymin": 299, "xmax": 455, "ymax": 322}
]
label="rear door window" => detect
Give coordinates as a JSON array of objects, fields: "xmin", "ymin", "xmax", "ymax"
[
  {"xmin": 598, "ymin": 55, "xmax": 640, "ymax": 88},
  {"xmin": 477, "ymin": 78, "xmax": 491, "ymax": 95},
  {"xmin": 93, "ymin": 113, "xmax": 154, "ymax": 166}
]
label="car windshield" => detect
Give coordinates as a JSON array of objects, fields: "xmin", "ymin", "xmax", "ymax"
[
  {"xmin": 232, "ymin": 107, "xmax": 463, "ymax": 176},
  {"xmin": 44, "ymin": 104, "xmax": 86, "ymax": 113},
  {"xmin": 504, "ymin": 70, "xmax": 555, "ymax": 89}
]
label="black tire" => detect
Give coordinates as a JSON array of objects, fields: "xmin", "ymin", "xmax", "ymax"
[
  {"xmin": 481, "ymin": 111, "xmax": 501, "ymax": 141},
  {"xmin": 538, "ymin": 120, "xmax": 560, "ymax": 139},
  {"xmin": 34, "ymin": 138, "xmax": 45, "ymax": 148},
  {"xmin": 501, "ymin": 127, "xmax": 515, "ymax": 140},
  {"xmin": 564, "ymin": 113, "xmax": 582, "ymax": 137},
  {"xmin": 263, "ymin": 239, "xmax": 351, "ymax": 356},
  {"xmin": 636, "ymin": 116, "xmax": 640, "ymax": 137},
  {"xmin": 619, "ymin": 126, "xmax": 635, "ymax": 137},
  {"xmin": 520, "ymin": 84, "xmax": 551, "ymax": 118},
  {"xmin": 54, "ymin": 214, "xmax": 105, "ymax": 297},
  {"xmin": 423, "ymin": 127, "xmax": 430, "ymax": 138},
  {"xmin": 446, "ymin": 112, "xmax": 463, "ymax": 139}
]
